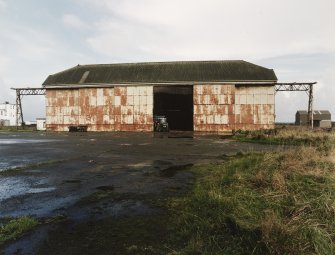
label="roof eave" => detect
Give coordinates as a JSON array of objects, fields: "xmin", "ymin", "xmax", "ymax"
[{"xmin": 44, "ymin": 80, "xmax": 277, "ymax": 89}]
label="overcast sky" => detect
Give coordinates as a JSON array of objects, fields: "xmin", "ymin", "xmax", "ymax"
[{"xmin": 0, "ymin": 0, "xmax": 334, "ymax": 122}]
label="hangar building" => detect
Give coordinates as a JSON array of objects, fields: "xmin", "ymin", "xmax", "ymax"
[{"xmin": 43, "ymin": 60, "xmax": 277, "ymax": 132}]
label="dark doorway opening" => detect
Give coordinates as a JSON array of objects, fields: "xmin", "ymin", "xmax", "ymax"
[{"xmin": 153, "ymin": 86, "xmax": 193, "ymax": 131}]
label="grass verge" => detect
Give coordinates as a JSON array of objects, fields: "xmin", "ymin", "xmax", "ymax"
[
  {"xmin": 0, "ymin": 217, "xmax": 38, "ymax": 246},
  {"xmin": 167, "ymin": 146, "xmax": 335, "ymax": 254},
  {"xmin": 232, "ymin": 127, "xmax": 335, "ymax": 154}
]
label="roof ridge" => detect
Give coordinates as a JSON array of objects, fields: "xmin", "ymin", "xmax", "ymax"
[
  {"xmin": 241, "ymin": 60, "xmax": 274, "ymax": 70},
  {"xmin": 48, "ymin": 65, "xmax": 79, "ymax": 77},
  {"xmin": 77, "ymin": 60, "xmax": 245, "ymax": 68}
]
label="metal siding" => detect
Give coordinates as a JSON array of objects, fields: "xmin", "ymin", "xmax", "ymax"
[
  {"xmin": 194, "ymin": 84, "xmax": 235, "ymax": 132},
  {"xmin": 234, "ymin": 86, "xmax": 275, "ymax": 130},
  {"xmin": 46, "ymin": 84, "xmax": 274, "ymax": 132}
]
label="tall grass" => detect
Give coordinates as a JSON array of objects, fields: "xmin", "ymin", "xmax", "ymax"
[
  {"xmin": 168, "ymin": 145, "xmax": 335, "ymax": 254},
  {"xmin": 233, "ymin": 127, "xmax": 335, "ymax": 155}
]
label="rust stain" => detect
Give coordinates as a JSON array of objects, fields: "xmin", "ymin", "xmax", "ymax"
[
  {"xmin": 46, "ymin": 84, "xmax": 274, "ymax": 132},
  {"xmin": 120, "ymin": 124, "xmax": 135, "ymax": 131},
  {"xmin": 114, "ymin": 87, "xmax": 126, "ymax": 96},
  {"xmin": 114, "ymin": 106, "xmax": 121, "ymax": 115},
  {"xmin": 114, "ymin": 115, "xmax": 122, "ymax": 125},
  {"xmin": 121, "ymin": 95, "xmax": 127, "ymax": 106}
]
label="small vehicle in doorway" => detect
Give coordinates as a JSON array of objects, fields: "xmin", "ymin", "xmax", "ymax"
[{"xmin": 153, "ymin": 115, "xmax": 169, "ymax": 132}]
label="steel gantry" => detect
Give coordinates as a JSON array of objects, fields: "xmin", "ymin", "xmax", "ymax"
[
  {"xmin": 275, "ymin": 82, "xmax": 317, "ymax": 128},
  {"xmin": 11, "ymin": 87, "xmax": 46, "ymax": 127}
]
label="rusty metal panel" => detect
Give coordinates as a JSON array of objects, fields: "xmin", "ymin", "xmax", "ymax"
[
  {"xmin": 127, "ymin": 95, "xmax": 134, "ymax": 106},
  {"xmin": 246, "ymin": 95, "xmax": 254, "ymax": 104},
  {"xmin": 194, "ymin": 84, "xmax": 235, "ymax": 132},
  {"xmin": 240, "ymin": 105, "xmax": 254, "ymax": 124},
  {"xmin": 240, "ymin": 95, "xmax": 247, "ymax": 104},
  {"xmin": 138, "ymin": 95, "xmax": 145, "ymax": 105},
  {"xmin": 114, "ymin": 96, "xmax": 121, "ymax": 106},
  {"xmin": 114, "ymin": 87, "xmax": 126, "ymax": 96},
  {"xmin": 126, "ymin": 86, "xmax": 134, "ymax": 96},
  {"xmin": 121, "ymin": 106, "xmax": 133, "ymax": 115},
  {"xmin": 194, "ymin": 85, "xmax": 202, "ymax": 95},
  {"xmin": 133, "ymin": 124, "xmax": 152, "ymax": 131},
  {"xmin": 260, "ymin": 94, "xmax": 267, "ymax": 104},
  {"xmin": 234, "ymin": 85, "xmax": 275, "ymax": 130},
  {"xmin": 212, "ymin": 85, "xmax": 220, "ymax": 94},
  {"xmin": 89, "ymin": 95, "xmax": 97, "ymax": 106},
  {"xmin": 96, "ymin": 88, "xmax": 104, "ymax": 106},
  {"xmin": 46, "ymin": 84, "xmax": 274, "ymax": 132},
  {"xmin": 268, "ymin": 115, "xmax": 275, "ymax": 124},
  {"xmin": 235, "ymin": 105, "xmax": 241, "ymax": 115},
  {"xmin": 114, "ymin": 115, "xmax": 121, "ymax": 125},
  {"xmin": 235, "ymin": 94, "xmax": 240, "ymax": 105},
  {"xmin": 267, "ymin": 94, "xmax": 275, "ymax": 104},
  {"xmin": 120, "ymin": 124, "xmax": 134, "ymax": 131},
  {"xmin": 142, "ymin": 86, "xmax": 149, "ymax": 96},
  {"xmin": 253, "ymin": 94, "xmax": 261, "ymax": 104},
  {"xmin": 122, "ymin": 115, "xmax": 134, "ymax": 124},
  {"xmin": 253, "ymin": 104, "xmax": 262, "ymax": 124},
  {"xmin": 147, "ymin": 95, "xmax": 153, "ymax": 105},
  {"xmin": 133, "ymin": 95, "xmax": 140, "ymax": 105}
]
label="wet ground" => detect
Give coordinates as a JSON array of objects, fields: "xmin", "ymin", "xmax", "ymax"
[{"xmin": 0, "ymin": 131, "xmax": 282, "ymax": 254}]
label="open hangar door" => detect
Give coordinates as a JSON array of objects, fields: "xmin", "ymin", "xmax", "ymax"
[{"xmin": 153, "ymin": 86, "xmax": 193, "ymax": 131}]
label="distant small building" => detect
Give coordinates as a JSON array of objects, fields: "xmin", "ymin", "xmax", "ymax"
[
  {"xmin": 36, "ymin": 118, "xmax": 46, "ymax": 131},
  {"xmin": 24, "ymin": 120, "xmax": 37, "ymax": 126},
  {"xmin": 295, "ymin": 110, "xmax": 331, "ymax": 127},
  {"xmin": 0, "ymin": 102, "xmax": 17, "ymax": 126}
]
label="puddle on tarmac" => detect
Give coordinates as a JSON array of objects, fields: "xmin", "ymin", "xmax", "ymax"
[
  {"xmin": 0, "ymin": 196, "xmax": 77, "ymax": 218},
  {"xmin": 0, "ymin": 139, "xmax": 58, "ymax": 145},
  {"xmin": 0, "ymin": 177, "xmax": 55, "ymax": 202},
  {"xmin": 0, "ymin": 158, "xmax": 31, "ymax": 172}
]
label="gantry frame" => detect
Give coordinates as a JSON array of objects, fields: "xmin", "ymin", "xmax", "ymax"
[
  {"xmin": 11, "ymin": 83, "xmax": 317, "ymax": 128},
  {"xmin": 275, "ymin": 82, "xmax": 316, "ymax": 128},
  {"xmin": 11, "ymin": 87, "xmax": 46, "ymax": 127}
]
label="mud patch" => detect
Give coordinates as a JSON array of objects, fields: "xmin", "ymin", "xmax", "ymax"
[
  {"xmin": 37, "ymin": 213, "xmax": 169, "ymax": 255},
  {"xmin": 159, "ymin": 164, "xmax": 194, "ymax": 177},
  {"xmin": 95, "ymin": 185, "xmax": 114, "ymax": 191},
  {"xmin": 64, "ymin": 179, "xmax": 82, "ymax": 184}
]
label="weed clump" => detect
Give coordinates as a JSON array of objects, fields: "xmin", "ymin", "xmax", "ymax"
[{"xmin": 0, "ymin": 216, "xmax": 38, "ymax": 246}]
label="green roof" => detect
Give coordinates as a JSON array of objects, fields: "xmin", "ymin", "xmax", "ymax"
[{"xmin": 42, "ymin": 60, "xmax": 277, "ymax": 86}]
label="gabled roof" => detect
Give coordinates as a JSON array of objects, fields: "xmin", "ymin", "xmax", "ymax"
[
  {"xmin": 297, "ymin": 110, "xmax": 331, "ymax": 115},
  {"xmin": 42, "ymin": 60, "xmax": 277, "ymax": 87}
]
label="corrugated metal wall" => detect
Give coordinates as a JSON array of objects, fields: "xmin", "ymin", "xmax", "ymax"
[
  {"xmin": 235, "ymin": 86, "xmax": 275, "ymax": 130},
  {"xmin": 193, "ymin": 84, "xmax": 235, "ymax": 132},
  {"xmin": 46, "ymin": 84, "xmax": 274, "ymax": 132},
  {"xmin": 46, "ymin": 86, "xmax": 153, "ymax": 131}
]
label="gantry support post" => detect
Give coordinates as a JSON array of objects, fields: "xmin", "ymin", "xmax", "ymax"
[
  {"xmin": 308, "ymin": 84, "xmax": 314, "ymax": 129},
  {"xmin": 16, "ymin": 90, "xmax": 24, "ymax": 128},
  {"xmin": 11, "ymin": 87, "xmax": 46, "ymax": 128},
  {"xmin": 275, "ymin": 82, "xmax": 316, "ymax": 128}
]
